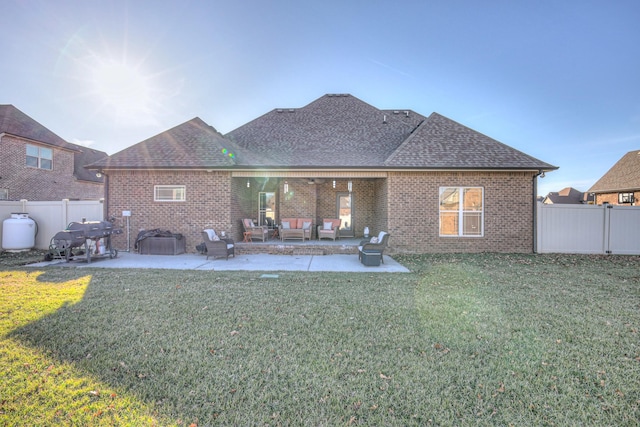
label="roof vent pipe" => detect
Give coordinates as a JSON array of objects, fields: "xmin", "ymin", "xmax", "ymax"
[{"xmin": 383, "ymin": 114, "xmax": 387, "ymax": 123}]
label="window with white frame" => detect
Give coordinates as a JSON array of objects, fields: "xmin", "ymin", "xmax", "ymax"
[
  {"xmin": 26, "ymin": 144, "xmax": 53, "ymax": 170},
  {"xmin": 439, "ymin": 187, "xmax": 484, "ymax": 237},
  {"xmin": 154, "ymin": 185, "xmax": 186, "ymax": 201}
]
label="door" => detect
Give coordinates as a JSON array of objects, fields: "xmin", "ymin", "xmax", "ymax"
[{"xmin": 337, "ymin": 192, "xmax": 354, "ymax": 237}]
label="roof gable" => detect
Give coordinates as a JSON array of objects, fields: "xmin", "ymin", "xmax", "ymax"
[
  {"xmin": 588, "ymin": 149, "xmax": 640, "ymax": 192},
  {"xmin": 89, "ymin": 118, "xmax": 246, "ymax": 169},
  {"xmin": 385, "ymin": 112, "xmax": 557, "ymax": 170}
]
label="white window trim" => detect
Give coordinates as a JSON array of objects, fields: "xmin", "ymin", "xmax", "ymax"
[
  {"xmin": 439, "ymin": 186, "xmax": 484, "ymax": 237},
  {"xmin": 154, "ymin": 185, "xmax": 186, "ymax": 202}
]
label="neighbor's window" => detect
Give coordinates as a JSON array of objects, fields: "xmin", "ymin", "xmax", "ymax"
[
  {"xmin": 0, "ymin": 189, "xmax": 7, "ymax": 200},
  {"xmin": 154, "ymin": 185, "xmax": 186, "ymax": 201},
  {"xmin": 618, "ymin": 192, "xmax": 635, "ymax": 204},
  {"xmin": 439, "ymin": 187, "xmax": 484, "ymax": 237},
  {"xmin": 26, "ymin": 144, "xmax": 53, "ymax": 170}
]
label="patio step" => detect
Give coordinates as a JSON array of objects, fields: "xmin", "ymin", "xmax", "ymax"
[
  {"xmin": 235, "ymin": 241, "xmax": 359, "ymax": 256},
  {"xmin": 293, "ymin": 248, "xmax": 325, "ymax": 255}
]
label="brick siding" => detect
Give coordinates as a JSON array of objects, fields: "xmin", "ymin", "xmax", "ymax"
[{"xmin": 105, "ymin": 170, "xmax": 536, "ymax": 254}]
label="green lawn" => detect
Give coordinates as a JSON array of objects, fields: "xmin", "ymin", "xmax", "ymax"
[{"xmin": 1, "ymin": 252, "xmax": 639, "ymax": 426}]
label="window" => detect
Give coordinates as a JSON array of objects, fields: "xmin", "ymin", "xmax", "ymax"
[
  {"xmin": 0, "ymin": 189, "xmax": 7, "ymax": 200},
  {"xmin": 439, "ymin": 187, "xmax": 484, "ymax": 237},
  {"xmin": 26, "ymin": 144, "xmax": 53, "ymax": 170},
  {"xmin": 618, "ymin": 192, "xmax": 635, "ymax": 204},
  {"xmin": 154, "ymin": 185, "xmax": 186, "ymax": 201}
]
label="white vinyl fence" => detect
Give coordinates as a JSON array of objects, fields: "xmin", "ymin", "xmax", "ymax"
[
  {"xmin": 537, "ymin": 203, "xmax": 640, "ymax": 255},
  {"xmin": 0, "ymin": 199, "xmax": 104, "ymax": 250}
]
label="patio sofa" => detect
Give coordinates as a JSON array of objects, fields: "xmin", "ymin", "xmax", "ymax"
[{"xmin": 279, "ymin": 218, "xmax": 313, "ymax": 241}]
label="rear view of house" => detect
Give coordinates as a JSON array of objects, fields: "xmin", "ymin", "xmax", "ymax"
[{"xmin": 89, "ymin": 94, "xmax": 557, "ymax": 254}]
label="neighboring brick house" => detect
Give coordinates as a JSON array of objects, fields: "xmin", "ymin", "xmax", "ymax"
[
  {"xmin": 588, "ymin": 149, "xmax": 640, "ymax": 206},
  {"xmin": 89, "ymin": 94, "xmax": 557, "ymax": 254},
  {"xmin": 0, "ymin": 105, "xmax": 106, "ymax": 201}
]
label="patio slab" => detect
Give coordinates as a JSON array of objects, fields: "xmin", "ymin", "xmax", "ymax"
[{"xmin": 26, "ymin": 251, "xmax": 410, "ymax": 273}]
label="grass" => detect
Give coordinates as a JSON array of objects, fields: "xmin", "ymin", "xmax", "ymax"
[{"xmin": 1, "ymin": 251, "xmax": 639, "ymax": 425}]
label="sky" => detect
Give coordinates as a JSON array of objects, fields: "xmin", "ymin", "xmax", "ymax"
[{"xmin": 2, "ymin": 0, "xmax": 639, "ymax": 197}]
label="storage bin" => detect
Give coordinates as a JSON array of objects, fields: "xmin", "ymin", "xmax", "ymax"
[{"xmin": 138, "ymin": 236, "xmax": 186, "ymax": 255}]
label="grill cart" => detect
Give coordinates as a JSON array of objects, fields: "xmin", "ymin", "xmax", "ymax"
[{"xmin": 46, "ymin": 219, "xmax": 122, "ymax": 263}]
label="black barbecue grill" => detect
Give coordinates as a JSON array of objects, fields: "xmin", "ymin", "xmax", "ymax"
[{"xmin": 48, "ymin": 219, "xmax": 121, "ymax": 263}]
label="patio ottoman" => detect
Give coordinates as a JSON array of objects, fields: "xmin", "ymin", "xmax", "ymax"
[{"xmin": 360, "ymin": 250, "xmax": 382, "ymax": 266}]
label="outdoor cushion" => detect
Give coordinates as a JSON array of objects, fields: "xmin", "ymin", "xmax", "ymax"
[
  {"xmin": 323, "ymin": 221, "xmax": 332, "ymax": 230},
  {"xmin": 282, "ymin": 221, "xmax": 290, "ymax": 229},
  {"xmin": 204, "ymin": 228, "xmax": 217, "ymax": 240},
  {"xmin": 303, "ymin": 221, "xmax": 312, "ymax": 230}
]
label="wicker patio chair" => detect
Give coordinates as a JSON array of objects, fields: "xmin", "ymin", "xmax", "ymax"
[
  {"xmin": 201, "ymin": 229, "xmax": 235, "ymax": 260},
  {"xmin": 358, "ymin": 231, "xmax": 389, "ymax": 263},
  {"xmin": 242, "ymin": 219, "xmax": 269, "ymax": 242},
  {"xmin": 317, "ymin": 218, "xmax": 341, "ymax": 241}
]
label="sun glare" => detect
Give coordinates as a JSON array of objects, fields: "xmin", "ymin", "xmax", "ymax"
[{"xmin": 90, "ymin": 59, "xmax": 154, "ymax": 118}]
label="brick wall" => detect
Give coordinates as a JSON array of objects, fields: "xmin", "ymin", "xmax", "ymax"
[
  {"xmin": 106, "ymin": 170, "xmax": 233, "ymax": 252},
  {"xmin": 105, "ymin": 170, "xmax": 537, "ymax": 254},
  {"xmin": 386, "ymin": 171, "xmax": 536, "ymax": 253},
  {"xmin": 0, "ymin": 135, "xmax": 103, "ymax": 200}
]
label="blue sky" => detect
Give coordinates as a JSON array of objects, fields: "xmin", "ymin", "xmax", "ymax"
[{"xmin": 2, "ymin": 0, "xmax": 639, "ymax": 196}]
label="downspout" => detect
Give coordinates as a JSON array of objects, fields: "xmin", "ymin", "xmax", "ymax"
[{"xmin": 532, "ymin": 170, "xmax": 544, "ymax": 253}]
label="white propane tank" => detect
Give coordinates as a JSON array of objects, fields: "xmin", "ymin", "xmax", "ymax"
[{"xmin": 2, "ymin": 213, "xmax": 37, "ymax": 251}]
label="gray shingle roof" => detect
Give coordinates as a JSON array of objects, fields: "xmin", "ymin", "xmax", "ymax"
[
  {"xmin": 92, "ymin": 94, "xmax": 557, "ymax": 172},
  {"xmin": 385, "ymin": 112, "xmax": 557, "ymax": 169},
  {"xmin": 0, "ymin": 104, "xmax": 77, "ymax": 151},
  {"xmin": 226, "ymin": 94, "xmax": 417, "ymax": 167},
  {"xmin": 89, "ymin": 118, "xmax": 248, "ymax": 169},
  {"xmin": 588, "ymin": 149, "xmax": 640, "ymax": 193}
]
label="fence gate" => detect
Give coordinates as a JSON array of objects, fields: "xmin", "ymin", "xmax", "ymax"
[{"xmin": 537, "ymin": 203, "xmax": 640, "ymax": 255}]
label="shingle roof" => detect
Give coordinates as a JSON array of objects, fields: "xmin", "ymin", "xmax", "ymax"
[
  {"xmin": 588, "ymin": 149, "xmax": 640, "ymax": 193},
  {"xmin": 0, "ymin": 104, "xmax": 77, "ymax": 151},
  {"xmin": 0, "ymin": 104, "xmax": 107, "ymax": 183},
  {"xmin": 544, "ymin": 187, "xmax": 586, "ymax": 204},
  {"xmin": 89, "ymin": 118, "xmax": 248, "ymax": 169},
  {"xmin": 385, "ymin": 112, "xmax": 557, "ymax": 169},
  {"xmin": 93, "ymin": 94, "xmax": 557, "ymax": 172},
  {"xmin": 226, "ymin": 94, "xmax": 417, "ymax": 167}
]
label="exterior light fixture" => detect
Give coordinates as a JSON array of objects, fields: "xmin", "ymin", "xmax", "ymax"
[
  {"xmin": 332, "ymin": 180, "xmax": 336, "ymax": 188},
  {"xmin": 247, "ymin": 180, "xmax": 250, "ymax": 188},
  {"xmin": 348, "ymin": 180, "xmax": 353, "ymax": 192},
  {"xmin": 284, "ymin": 181, "xmax": 289, "ymax": 193}
]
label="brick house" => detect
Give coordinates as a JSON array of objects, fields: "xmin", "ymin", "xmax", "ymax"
[
  {"xmin": 0, "ymin": 105, "xmax": 106, "ymax": 201},
  {"xmin": 588, "ymin": 149, "xmax": 640, "ymax": 206},
  {"xmin": 89, "ymin": 94, "xmax": 557, "ymax": 254}
]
